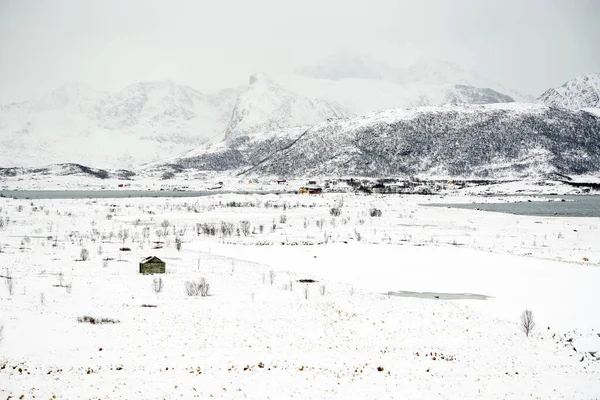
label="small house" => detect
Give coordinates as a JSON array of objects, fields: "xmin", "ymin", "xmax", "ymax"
[
  {"xmin": 299, "ymin": 186, "xmax": 323, "ymax": 195},
  {"xmin": 139, "ymin": 256, "xmax": 165, "ymax": 274}
]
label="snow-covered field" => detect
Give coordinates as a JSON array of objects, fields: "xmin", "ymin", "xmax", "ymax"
[{"xmin": 1, "ymin": 193, "xmax": 599, "ymax": 399}]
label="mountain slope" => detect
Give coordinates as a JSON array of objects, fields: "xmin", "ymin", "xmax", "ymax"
[
  {"xmin": 224, "ymin": 74, "xmax": 351, "ymax": 140},
  {"xmin": 538, "ymin": 73, "xmax": 600, "ymax": 110},
  {"xmin": 0, "ymin": 82, "xmax": 240, "ymax": 169},
  {"xmin": 250, "ymin": 104, "xmax": 600, "ymax": 178},
  {"xmin": 165, "ymin": 103, "xmax": 600, "ymax": 179}
]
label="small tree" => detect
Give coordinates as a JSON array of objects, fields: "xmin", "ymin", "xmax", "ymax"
[
  {"xmin": 80, "ymin": 248, "xmax": 89, "ymax": 261},
  {"xmin": 175, "ymin": 237, "xmax": 182, "ymax": 251},
  {"xmin": 152, "ymin": 277, "xmax": 163, "ymax": 294},
  {"xmin": 320, "ymin": 284, "xmax": 326, "ymax": 296},
  {"xmin": 520, "ymin": 310, "xmax": 535, "ymax": 337},
  {"xmin": 269, "ymin": 270, "xmax": 276, "ymax": 285}
]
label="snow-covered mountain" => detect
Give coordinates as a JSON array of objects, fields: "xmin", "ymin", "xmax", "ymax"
[
  {"xmin": 297, "ymin": 55, "xmax": 532, "ymax": 102},
  {"xmin": 167, "ymin": 103, "xmax": 600, "ymax": 179},
  {"xmin": 0, "ymin": 81, "xmax": 240, "ymax": 169},
  {"xmin": 538, "ymin": 73, "xmax": 600, "ymax": 110},
  {"xmin": 224, "ymin": 73, "xmax": 351, "ymax": 140}
]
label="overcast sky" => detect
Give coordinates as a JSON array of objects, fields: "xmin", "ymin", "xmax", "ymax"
[{"xmin": 0, "ymin": 0, "xmax": 598, "ymax": 102}]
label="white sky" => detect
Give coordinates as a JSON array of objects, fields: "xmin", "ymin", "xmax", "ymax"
[{"xmin": 0, "ymin": 0, "xmax": 599, "ymax": 102}]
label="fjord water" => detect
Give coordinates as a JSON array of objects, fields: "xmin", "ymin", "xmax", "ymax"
[{"xmin": 426, "ymin": 195, "xmax": 600, "ymax": 217}]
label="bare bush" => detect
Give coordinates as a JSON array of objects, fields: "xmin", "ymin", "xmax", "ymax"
[
  {"xmin": 175, "ymin": 236, "xmax": 182, "ymax": 251},
  {"xmin": 80, "ymin": 248, "xmax": 89, "ymax": 261},
  {"xmin": 520, "ymin": 310, "xmax": 535, "ymax": 336},
  {"xmin": 5, "ymin": 272, "xmax": 14, "ymax": 296},
  {"xmin": 269, "ymin": 270, "xmax": 276, "ymax": 285},
  {"xmin": 329, "ymin": 207, "xmax": 342, "ymax": 217},
  {"xmin": 240, "ymin": 221, "xmax": 251, "ymax": 236},
  {"xmin": 369, "ymin": 208, "xmax": 382, "ymax": 217},
  {"xmin": 40, "ymin": 292, "xmax": 45, "ymax": 305},
  {"xmin": 279, "ymin": 214, "xmax": 288, "ymax": 224},
  {"xmin": 185, "ymin": 278, "xmax": 210, "ymax": 297},
  {"xmin": 319, "ymin": 284, "xmax": 326, "ymax": 296},
  {"xmin": 289, "ymin": 280, "xmax": 293, "ymax": 292},
  {"xmin": 161, "ymin": 219, "xmax": 170, "ymax": 235},
  {"xmin": 152, "ymin": 277, "xmax": 163, "ymax": 294},
  {"xmin": 304, "ymin": 286, "xmax": 309, "ymax": 300},
  {"xmin": 77, "ymin": 316, "xmax": 120, "ymax": 325}
]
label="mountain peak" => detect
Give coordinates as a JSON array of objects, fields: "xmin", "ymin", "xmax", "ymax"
[{"xmin": 538, "ymin": 73, "xmax": 600, "ymax": 110}]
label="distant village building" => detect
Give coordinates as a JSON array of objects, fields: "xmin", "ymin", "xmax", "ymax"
[
  {"xmin": 299, "ymin": 186, "xmax": 323, "ymax": 195},
  {"xmin": 139, "ymin": 256, "xmax": 166, "ymax": 274}
]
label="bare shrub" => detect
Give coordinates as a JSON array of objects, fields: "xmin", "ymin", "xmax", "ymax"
[
  {"xmin": 80, "ymin": 248, "xmax": 89, "ymax": 261},
  {"xmin": 175, "ymin": 236, "xmax": 182, "ymax": 251},
  {"xmin": 185, "ymin": 278, "xmax": 210, "ymax": 297},
  {"xmin": 369, "ymin": 208, "xmax": 382, "ymax": 217},
  {"xmin": 349, "ymin": 286, "xmax": 355, "ymax": 296},
  {"xmin": 261, "ymin": 272, "xmax": 266, "ymax": 285},
  {"xmin": 152, "ymin": 277, "xmax": 164, "ymax": 294},
  {"xmin": 279, "ymin": 214, "xmax": 287, "ymax": 224},
  {"xmin": 304, "ymin": 286, "xmax": 309, "ymax": 300},
  {"xmin": 269, "ymin": 270, "xmax": 276, "ymax": 285},
  {"xmin": 161, "ymin": 219, "xmax": 170, "ymax": 235},
  {"xmin": 520, "ymin": 310, "xmax": 535, "ymax": 337},
  {"xmin": 289, "ymin": 280, "xmax": 293, "ymax": 292},
  {"xmin": 240, "ymin": 221, "xmax": 251, "ymax": 236},
  {"xmin": 329, "ymin": 207, "xmax": 342, "ymax": 217},
  {"xmin": 319, "ymin": 284, "xmax": 326, "ymax": 296},
  {"xmin": 40, "ymin": 292, "xmax": 45, "ymax": 305},
  {"xmin": 5, "ymin": 273, "xmax": 14, "ymax": 296},
  {"xmin": 77, "ymin": 316, "xmax": 120, "ymax": 325}
]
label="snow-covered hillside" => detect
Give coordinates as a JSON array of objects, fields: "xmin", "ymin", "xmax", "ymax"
[
  {"xmin": 224, "ymin": 74, "xmax": 351, "ymax": 140},
  {"xmin": 167, "ymin": 103, "xmax": 600, "ymax": 179},
  {"xmin": 0, "ymin": 82, "xmax": 240, "ymax": 169},
  {"xmin": 538, "ymin": 73, "xmax": 600, "ymax": 110}
]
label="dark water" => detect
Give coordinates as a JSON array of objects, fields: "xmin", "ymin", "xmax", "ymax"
[
  {"xmin": 0, "ymin": 190, "xmax": 283, "ymax": 200},
  {"xmin": 425, "ymin": 195, "xmax": 600, "ymax": 218},
  {"xmin": 387, "ymin": 291, "xmax": 491, "ymax": 300}
]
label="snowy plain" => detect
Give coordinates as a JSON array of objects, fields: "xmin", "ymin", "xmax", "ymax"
[{"xmin": 0, "ymin": 192, "xmax": 599, "ymax": 399}]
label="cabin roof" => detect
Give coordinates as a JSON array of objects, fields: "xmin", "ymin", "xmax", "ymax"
[{"xmin": 140, "ymin": 256, "xmax": 164, "ymax": 264}]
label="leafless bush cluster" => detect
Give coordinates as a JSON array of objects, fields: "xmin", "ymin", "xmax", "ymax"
[
  {"xmin": 319, "ymin": 284, "xmax": 326, "ymax": 296},
  {"xmin": 240, "ymin": 221, "xmax": 251, "ymax": 236},
  {"xmin": 279, "ymin": 214, "xmax": 288, "ymax": 224},
  {"xmin": 80, "ymin": 247, "xmax": 89, "ymax": 261},
  {"xmin": 152, "ymin": 277, "xmax": 164, "ymax": 294},
  {"xmin": 329, "ymin": 207, "xmax": 342, "ymax": 217},
  {"xmin": 197, "ymin": 223, "xmax": 217, "ymax": 236},
  {"xmin": 520, "ymin": 310, "xmax": 535, "ymax": 337},
  {"xmin": 175, "ymin": 236, "xmax": 182, "ymax": 251},
  {"xmin": 220, "ymin": 222, "xmax": 235, "ymax": 237},
  {"xmin": 185, "ymin": 278, "xmax": 210, "ymax": 297},
  {"xmin": 369, "ymin": 208, "xmax": 382, "ymax": 217},
  {"xmin": 77, "ymin": 316, "xmax": 120, "ymax": 325}
]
